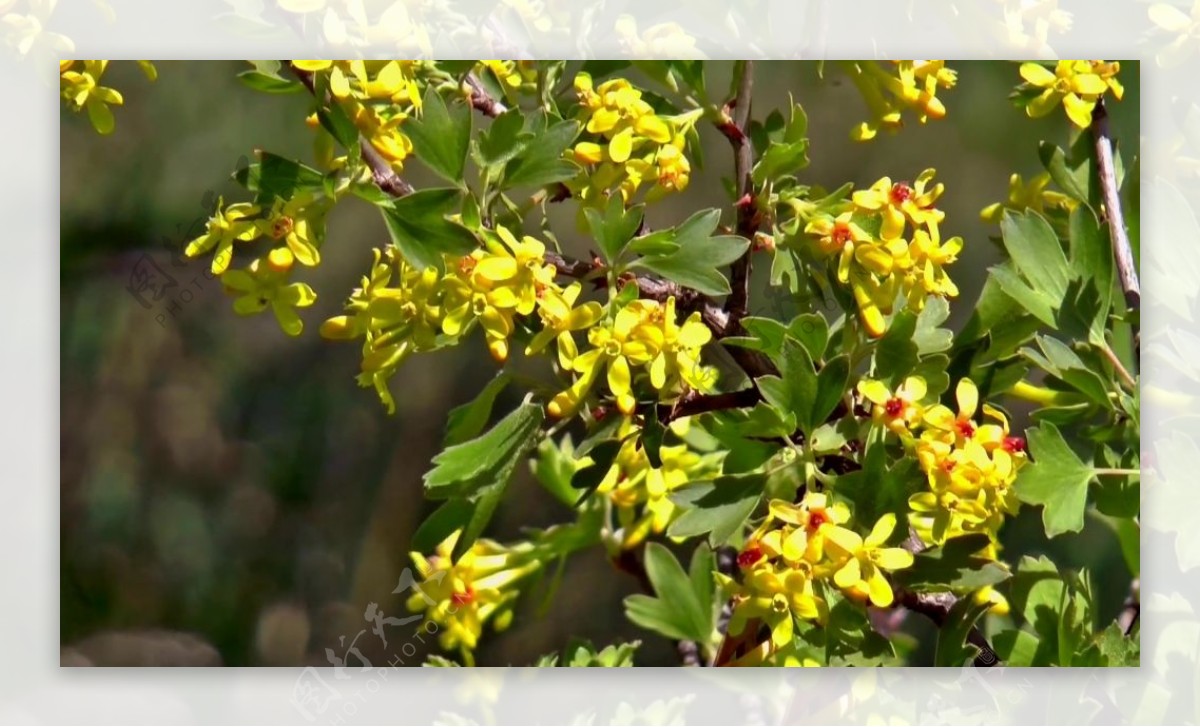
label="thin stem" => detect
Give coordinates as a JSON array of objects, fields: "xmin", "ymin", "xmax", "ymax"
[
  {"xmin": 1090, "ymin": 99, "xmax": 1140, "ymax": 314},
  {"xmin": 1100, "ymin": 341, "xmax": 1137, "ymax": 391},
  {"xmin": 1094, "ymin": 468, "xmax": 1141, "ymax": 477},
  {"xmin": 725, "ymin": 60, "xmax": 757, "ymax": 325},
  {"xmin": 288, "ymin": 63, "xmax": 414, "ymax": 198},
  {"xmin": 465, "ymin": 72, "xmax": 507, "ymax": 118}
]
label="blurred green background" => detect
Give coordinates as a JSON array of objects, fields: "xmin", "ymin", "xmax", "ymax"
[{"xmin": 59, "ymin": 60, "xmax": 1139, "ymax": 667}]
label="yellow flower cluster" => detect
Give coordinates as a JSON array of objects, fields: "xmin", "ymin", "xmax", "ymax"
[
  {"xmin": 477, "ymin": 60, "xmax": 537, "ymax": 93},
  {"xmin": 805, "ymin": 169, "xmax": 961, "ymax": 337},
  {"xmin": 321, "ymin": 227, "xmax": 602, "ymax": 414},
  {"xmin": 293, "ymin": 60, "xmax": 424, "ymax": 169},
  {"xmin": 567, "ymin": 73, "xmax": 700, "ymax": 206},
  {"xmin": 845, "ymin": 60, "xmax": 957, "ymax": 141},
  {"xmin": 908, "ymin": 378, "xmax": 1027, "ymax": 547},
  {"xmin": 548, "ymin": 297, "xmax": 718, "ymax": 419},
  {"xmin": 717, "ymin": 494, "xmax": 913, "ymax": 661},
  {"xmin": 980, "ymin": 171, "xmax": 1077, "ymax": 224},
  {"xmin": 583, "ymin": 417, "xmax": 721, "ymax": 549},
  {"xmin": 857, "ymin": 376, "xmax": 1026, "ymax": 613},
  {"xmin": 60, "ymin": 60, "xmax": 156, "ymax": 135},
  {"xmin": 406, "ymin": 532, "xmax": 536, "ymax": 665},
  {"xmin": 1018, "ymin": 60, "xmax": 1123, "ymax": 129},
  {"xmin": 183, "ymin": 193, "xmax": 328, "ymax": 336}
]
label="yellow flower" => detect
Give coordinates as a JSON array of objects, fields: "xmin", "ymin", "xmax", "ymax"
[
  {"xmin": 805, "ymin": 212, "xmax": 872, "ymax": 283},
  {"xmin": 908, "ymin": 379, "xmax": 1027, "ymax": 547},
  {"xmin": 184, "ymin": 198, "xmax": 263, "ymax": 275},
  {"xmin": 259, "ymin": 195, "xmax": 325, "ymax": 268},
  {"xmin": 844, "ymin": 60, "xmax": 955, "ymax": 141},
  {"xmin": 407, "ymin": 533, "xmax": 533, "ymax": 664},
  {"xmin": 718, "ymin": 559, "xmax": 826, "ymax": 649},
  {"xmin": 905, "ymin": 220, "xmax": 962, "ymax": 305},
  {"xmin": 525, "ymin": 282, "xmax": 603, "ymax": 369},
  {"xmin": 1018, "ymin": 60, "xmax": 1121, "ymax": 129},
  {"xmin": 825, "ymin": 513, "xmax": 914, "ymax": 608},
  {"xmin": 858, "ymin": 376, "xmax": 929, "ymax": 437},
  {"xmin": 591, "ymin": 418, "xmax": 719, "ymax": 548},
  {"xmin": 760, "ymin": 493, "xmax": 853, "ymax": 564},
  {"xmin": 220, "ymin": 254, "xmax": 317, "ymax": 337},
  {"xmin": 549, "ymin": 297, "xmax": 714, "ymax": 419},
  {"xmin": 852, "ymin": 169, "xmax": 945, "ymax": 240},
  {"xmin": 60, "ymin": 60, "xmax": 124, "ymax": 134},
  {"xmin": 980, "ymin": 171, "xmax": 1076, "ymax": 223},
  {"xmin": 442, "ymin": 226, "xmax": 555, "ymax": 362}
]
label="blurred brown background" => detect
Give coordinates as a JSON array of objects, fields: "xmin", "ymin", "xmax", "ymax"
[{"xmin": 59, "ymin": 60, "xmax": 1139, "ymax": 666}]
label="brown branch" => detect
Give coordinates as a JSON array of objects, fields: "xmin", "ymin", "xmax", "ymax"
[
  {"xmin": 1091, "ymin": 99, "xmax": 1140, "ymax": 339},
  {"xmin": 896, "ymin": 529, "xmax": 1002, "ymax": 668},
  {"xmin": 724, "ymin": 60, "xmax": 757, "ymax": 325},
  {"xmin": 465, "ymin": 72, "xmax": 508, "ymax": 118},
  {"xmin": 288, "ymin": 62, "xmax": 414, "ymax": 198},
  {"xmin": 657, "ymin": 388, "xmax": 761, "ymax": 423}
]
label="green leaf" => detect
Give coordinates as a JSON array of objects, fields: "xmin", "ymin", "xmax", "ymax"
[
  {"xmin": 751, "ymin": 98, "xmax": 809, "ymax": 184},
  {"xmin": 503, "ymin": 116, "xmax": 580, "ymax": 189},
  {"xmin": 237, "ymin": 69, "xmax": 304, "ymax": 94},
  {"xmin": 404, "ymin": 85, "xmax": 472, "ymax": 185},
  {"xmin": 769, "ymin": 338, "xmax": 818, "ymax": 430},
  {"xmin": 1010, "ymin": 556, "xmax": 1064, "ymax": 664},
  {"xmin": 993, "ymin": 629, "xmax": 1041, "ymax": 666},
  {"xmin": 627, "ymin": 229, "xmax": 680, "ymax": 257},
  {"xmin": 787, "ymin": 313, "xmax": 828, "ymax": 362},
  {"xmin": 1038, "ymin": 141, "xmax": 1090, "ymax": 204},
  {"xmin": 1095, "ymin": 622, "xmax": 1138, "ymax": 666},
  {"xmin": 315, "ymin": 94, "xmax": 359, "ymax": 152},
  {"xmin": 440, "ymin": 403, "xmax": 544, "ymax": 561},
  {"xmin": 424, "ymin": 402, "xmax": 544, "ymax": 498},
  {"xmin": 532, "ymin": 437, "xmax": 579, "ymax": 508},
  {"xmin": 808, "ymin": 355, "xmax": 849, "ymax": 433},
  {"xmin": 667, "ymin": 473, "xmax": 765, "ymax": 545},
  {"xmin": 874, "ymin": 310, "xmax": 919, "ymax": 386},
  {"xmin": 412, "ymin": 499, "xmax": 475, "ymax": 553},
  {"xmin": 914, "ymin": 296, "xmax": 953, "ymax": 355},
  {"xmin": 570, "ymin": 439, "xmax": 623, "ymax": 495},
  {"xmin": 1013, "ymin": 421, "xmax": 1095, "ymax": 537},
  {"xmin": 443, "ymin": 372, "xmax": 512, "ymax": 446},
  {"xmin": 381, "ymin": 188, "xmax": 479, "ymax": 272},
  {"xmin": 585, "ymin": 194, "xmax": 644, "ymax": 265},
  {"xmin": 631, "ymin": 209, "xmax": 750, "ymax": 296},
  {"xmin": 475, "ymin": 108, "xmax": 528, "ymax": 169},
  {"xmin": 235, "ymin": 152, "xmax": 326, "ymax": 203},
  {"xmin": 999, "ymin": 209, "xmax": 1070, "ymax": 301},
  {"xmin": 934, "ymin": 596, "xmax": 992, "ymax": 666},
  {"xmin": 562, "ymin": 639, "xmax": 641, "ymax": 667},
  {"xmin": 893, "ymin": 534, "xmax": 1012, "ymax": 594},
  {"xmin": 1063, "ymin": 205, "xmax": 1114, "ymax": 344},
  {"xmin": 989, "ymin": 262, "xmax": 1059, "ymax": 328},
  {"xmin": 624, "ymin": 543, "xmax": 714, "ymax": 645}
]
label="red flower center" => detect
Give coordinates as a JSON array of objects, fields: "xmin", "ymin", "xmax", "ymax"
[
  {"xmin": 451, "ymin": 586, "xmax": 476, "ymax": 606},
  {"xmin": 737, "ymin": 545, "xmax": 763, "ymax": 569},
  {"xmin": 890, "ymin": 183, "xmax": 913, "ymax": 205},
  {"xmin": 832, "ymin": 222, "xmax": 852, "ymax": 245},
  {"xmin": 807, "ymin": 510, "xmax": 828, "ymax": 531},
  {"xmin": 956, "ymin": 419, "xmax": 976, "ymax": 438},
  {"xmin": 458, "ymin": 256, "xmax": 477, "ymax": 275},
  {"xmin": 271, "ymin": 216, "xmax": 294, "ymax": 239},
  {"xmin": 1003, "ymin": 436, "xmax": 1027, "ymax": 453},
  {"xmin": 884, "ymin": 397, "xmax": 904, "ymax": 418}
]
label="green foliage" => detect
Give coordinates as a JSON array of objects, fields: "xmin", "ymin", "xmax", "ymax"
[{"xmin": 120, "ymin": 59, "xmax": 1137, "ymax": 668}]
